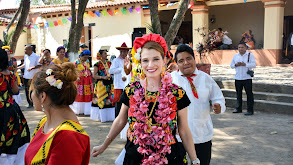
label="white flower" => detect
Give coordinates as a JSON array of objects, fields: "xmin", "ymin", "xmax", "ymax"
[
  {"xmin": 56, "ymin": 80, "xmax": 63, "ymax": 89},
  {"xmin": 46, "ymin": 75, "xmax": 56, "ymax": 85},
  {"xmin": 137, "ymin": 47, "xmax": 142, "ymax": 53},
  {"xmin": 46, "ymin": 69, "xmax": 53, "ymax": 75},
  {"xmin": 134, "ymin": 53, "xmax": 141, "ymax": 61}
]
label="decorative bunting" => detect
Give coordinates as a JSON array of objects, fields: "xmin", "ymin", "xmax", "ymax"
[
  {"xmin": 121, "ymin": 8, "xmax": 127, "ymax": 15},
  {"xmin": 107, "ymin": 9, "xmax": 114, "ymax": 16},
  {"xmin": 84, "ymin": 12, "xmax": 88, "ymax": 17},
  {"xmin": 88, "ymin": 11, "xmax": 95, "ymax": 17},
  {"xmin": 244, "ymin": 0, "xmax": 247, "ymax": 2},
  {"xmin": 128, "ymin": 7, "xmax": 133, "ymax": 13},
  {"xmin": 49, "ymin": 22, "xmax": 54, "ymax": 27},
  {"xmin": 135, "ymin": 7, "xmax": 141, "ymax": 13},
  {"xmin": 53, "ymin": 21, "xmax": 58, "ymax": 26},
  {"xmin": 33, "ymin": 25, "xmax": 38, "ymax": 29},
  {"xmin": 94, "ymin": 11, "xmax": 100, "ymax": 17},
  {"xmin": 45, "ymin": 22, "xmax": 49, "ymax": 28},
  {"xmin": 57, "ymin": 20, "xmax": 63, "ymax": 25},
  {"xmin": 62, "ymin": 18, "xmax": 67, "ymax": 24},
  {"xmin": 67, "ymin": 17, "xmax": 72, "ymax": 21},
  {"xmin": 114, "ymin": 9, "xmax": 119, "ymax": 15},
  {"xmin": 101, "ymin": 10, "xmax": 107, "ymax": 16}
]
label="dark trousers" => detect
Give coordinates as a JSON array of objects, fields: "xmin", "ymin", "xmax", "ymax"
[
  {"xmin": 24, "ymin": 78, "xmax": 33, "ymax": 106},
  {"xmin": 194, "ymin": 141, "xmax": 212, "ymax": 165},
  {"xmin": 235, "ymin": 79, "xmax": 254, "ymax": 113},
  {"xmin": 115, "ymin": 101, "xmax": 122, "ymax": 118}
]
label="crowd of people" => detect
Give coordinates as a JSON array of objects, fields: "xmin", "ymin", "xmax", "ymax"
[{"xmin": 0, "ymin": 32, "xmax": 258, "ymax": 165}]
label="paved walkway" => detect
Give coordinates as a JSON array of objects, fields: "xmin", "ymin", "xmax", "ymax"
[
  {"xmin": 211, "ymin": 64, "xmax": 293, "ymax": 86},
  {"xmin": 18, "ymin": 64, "xmax": 293, "ymax": 165}
]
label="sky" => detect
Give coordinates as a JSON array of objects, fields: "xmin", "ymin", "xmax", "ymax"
[{"xmin": 0, "ymin": 0, "xmax": 19, "ymax": 9}]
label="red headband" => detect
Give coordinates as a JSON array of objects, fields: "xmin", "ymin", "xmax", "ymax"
[{"xmin": 133, "ymin": 33, "xmax": 168, "ymax": 56}]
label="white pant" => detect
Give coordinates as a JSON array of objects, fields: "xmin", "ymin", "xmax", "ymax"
[{"xmin": 0, "ymin": 143, "xmax": 29, "ymax": 165}]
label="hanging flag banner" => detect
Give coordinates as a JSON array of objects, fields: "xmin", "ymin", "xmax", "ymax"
[
  {"xmin": 57, "ymin": 20, "xmax": 63, "ymax": 25},
  {"xmin": 45, "ymin": 22, "xmax": 49, "ymax": 28},
  {"xmin": 107, "ymin": 9, "xmax": 114, "ymax": 16},
  {"xmin": 33, "ymin": 25, "xmax": 38, "ymax": 29},
  {"xmin": 128, "ymin": 7, "xmax": 133, "ymax": 13},
  {"xmin": 101, "ymin": 10, "xmax": 107, "ymax": 16},
  {"xmin": 84, "ymin": 12, "xmax": 88, "ymax": 17},
  {"xmin": 49, "ymin": 22, "xmax": 54, "ymax": 27},
  {"xmin": 121, "ymin": 8, "xmax": 127, "ymax": 15},
  {"xmin": 62, "ymin": 18, "xmax": 67, "ymax": 24},
  {"xmin": 53, "ymin": 21, "xmax": 58, "ymax": 26},
  {"xmin": 114, "ymin": 9, "xmax": 119, "ymax": 15},
  {"xmin": 94, "ymin": 11, "xmax": 100, "ymax": 17},
  {"xmin": 135, "ymin": 7, "xmax": 141, "ymax": 13},
  {"xmin": 88, "ymin": 11, "xmax": 95, "ymax": 17},
  {"xmin": 67, "ymin": 17, "xmax": 72, "ymax": 21}
]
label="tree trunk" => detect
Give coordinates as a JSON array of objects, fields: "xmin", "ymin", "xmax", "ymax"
[
  {"xmin": 3, "ymin": 0, "xmax": 23, "ymax": 44},
  {"xmin": 10, "ymin": 0, "xmax": 30, "ymax": 53},
  {"xmin": 164, "ymin": 0, "xmax": 191, "ymax": 49},
  {"xmin": 149, "ymin": 0, "xmax": 162, "ymax": 35},
  {"xmin": 68, "ymin": 0, "xmax": 89, "ymax": 61}
]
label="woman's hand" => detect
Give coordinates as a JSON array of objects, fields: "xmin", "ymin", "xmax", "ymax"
[{"xmin": 91, "ymin": 145, "xmax": 106, "ymax": 157}]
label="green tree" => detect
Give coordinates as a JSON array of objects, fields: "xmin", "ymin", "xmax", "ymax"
[{"xmin": 149, "ymin": 0, "xmax": 191, "ymax": 49}]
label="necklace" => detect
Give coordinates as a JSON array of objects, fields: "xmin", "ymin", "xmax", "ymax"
[
  {"xmin": 132, "ymin": 72, "xmax": 175, "ymax": 165},
  {"xmin": 144, "ymin": 81, "xmax": 158, "ymax": 133}
]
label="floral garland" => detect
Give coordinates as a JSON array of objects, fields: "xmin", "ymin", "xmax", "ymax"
[{"xmin": 132, "ymin": 72, "xmax": 175, "ymax": 165}]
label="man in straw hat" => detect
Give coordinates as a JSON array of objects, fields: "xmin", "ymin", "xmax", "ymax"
[{"xmin": 109, "ymin": 42, "xmax": 131, "ymax": 117}]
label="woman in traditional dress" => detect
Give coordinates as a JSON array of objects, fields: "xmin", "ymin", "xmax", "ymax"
[
  {"xmin": 91, "ymin": 49, "xmax": 115, "ymax": 122},
  {"xmin": 241, "ymin": 30, "xmax": 255, "ymax": 50},
  {"xmin": 25, "ymin": 62, "xmax": 90, "ymax": 165},
  {"xmin": 0, "ymin": 49, "xmax": 30, "ymax": 165},
  {"xmin": 71, "ymin": 50, "xmax": 93, "ymax": 115},
  {"xmin": 2, "ymin": 46, "xmax": 22, "ymax": 104},
  {"xmin": 92, "ymin": 34, "xmax": 200, "ymax": 165},
  {"xmin": 38, "ymin": 49, "xmax": 53, "ymax": 67},
  {"xmin": 50, "ymin": 46, "xmax": 69, "ymax": 65}
]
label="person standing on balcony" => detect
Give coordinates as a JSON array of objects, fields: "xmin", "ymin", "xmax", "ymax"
[{"xmin": 230, "ymin": 42, "xmax": 256, "ymax": 115}]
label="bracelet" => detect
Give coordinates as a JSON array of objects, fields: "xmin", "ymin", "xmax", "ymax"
[{"xmin": 106, "ymin": 135, "xmax": 113, "ymax": 142}]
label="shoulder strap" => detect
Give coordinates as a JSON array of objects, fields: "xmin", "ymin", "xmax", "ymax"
[{"xmin": 247, "ymin": 53, "xmax": 250, "ymax": 63}]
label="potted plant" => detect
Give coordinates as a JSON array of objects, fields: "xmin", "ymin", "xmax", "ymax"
[{"xmin": 194, "ymin": 27, "xmax": 219, "ymax": 75}]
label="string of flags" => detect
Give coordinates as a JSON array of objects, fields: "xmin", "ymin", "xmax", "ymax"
[{"xmin": 26, "ymin": 6, "xmax": 142, "ymax": 29}]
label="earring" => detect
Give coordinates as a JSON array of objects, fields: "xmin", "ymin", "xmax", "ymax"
[
  {"xmin": 140, "ymin": 69, "xmax": 146, "ymax": 80},
  {"xmin": 41, "ymin": 104, "xmax": 45, "ymax": 112}
]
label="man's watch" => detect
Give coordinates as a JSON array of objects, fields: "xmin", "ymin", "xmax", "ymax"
[{"xmin": 192, "ymin": 158, "xmax": 200, "ymax": 164}]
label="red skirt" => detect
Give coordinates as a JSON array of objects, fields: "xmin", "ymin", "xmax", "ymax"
[
  {"xmin": 75, "ymin": 76, "xmax": 93, "ymax": 102},
  {"xmin": 113, "ymin": 89, "xmax": 123, "ymax": 105}
]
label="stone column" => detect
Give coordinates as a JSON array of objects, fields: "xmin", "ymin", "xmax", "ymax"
[
  {"xmin": 142, "ymin": 8, "xmax": 151, "ymax": 34},
  {"xmin": 191, "ymin": 3, "xmax": 210, "ymax": 50},
  {"xmin": 262, "ymin": 0, "xmax": 285, "ymax": 50}
]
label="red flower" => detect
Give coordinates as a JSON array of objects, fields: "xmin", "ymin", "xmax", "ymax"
[
  {"xmin": 6, "ymin": 130, "xmax": 11, "ymax": 139},
  {"xmin": 0, "ymin": 81, "xmax": 7, "ymax": 91}
]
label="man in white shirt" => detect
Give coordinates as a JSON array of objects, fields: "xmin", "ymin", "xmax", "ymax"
[
  {"xmin": 171, "ymin": 44, "xmax": 226, "ymax": 165},
  {"xmin": 109, "ymin": 42, "xmax": 130, "ymax": 117},
  {"xmin": 230, "ymin": 42, "xmax": 256, "ymax": 115},
  {"xmin": 17, "ymin": 45, "xmax": 41, "ymax": 108}
]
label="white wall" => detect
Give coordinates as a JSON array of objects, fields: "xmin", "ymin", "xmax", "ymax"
[
  {"xmin": 0, "ymin": 26, "xmax": 27, "ymax": 58},
  {"xmin": 88, "ymin": 6, "xmax": 143, "ymax": 57}
]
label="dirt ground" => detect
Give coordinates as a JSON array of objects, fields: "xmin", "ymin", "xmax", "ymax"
[{"xmin": 20, "ymin": 98, "xmax": 293, "ymax": 165}]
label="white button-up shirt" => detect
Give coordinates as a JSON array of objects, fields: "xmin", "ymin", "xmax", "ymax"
[
  {"xmin": 171, "ymin": 68, "xmax": 226, "ymax": 144},
  {"xmin": 109, "ymin": 56, "xmax": 126, "ymax": 89},
  {"xmin": 23, "ymin": 52, "xmax": 40, "ymax": 79},
  {"xmin": 230, "ymin": 51, "xmax": 256, "ymax": 80}
]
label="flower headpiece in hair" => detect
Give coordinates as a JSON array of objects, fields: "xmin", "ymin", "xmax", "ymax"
[
  {"xmin": 132, "ymin": 33, "xmax": 168, "ymax": 64},
  {"xmin": 45, "ymin": 69, "xmax": 63, "ymax": 89}
]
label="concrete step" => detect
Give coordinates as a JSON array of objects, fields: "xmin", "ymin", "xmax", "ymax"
[
  {"xmin": 216, "ymin": 81, "xmax": 293, "ymax": 95},
  {"xmin": 225, "ymin": 97, "xmax": 293, "ymax": 114},
  {"xmin": 222, "ymin": 89, "xmax": 293, "ymax": 104}
]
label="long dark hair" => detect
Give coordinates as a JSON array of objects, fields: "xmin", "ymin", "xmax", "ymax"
[{"xmin": 0, "ymin": 49, "xmax": 8, "ymax": 71}]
